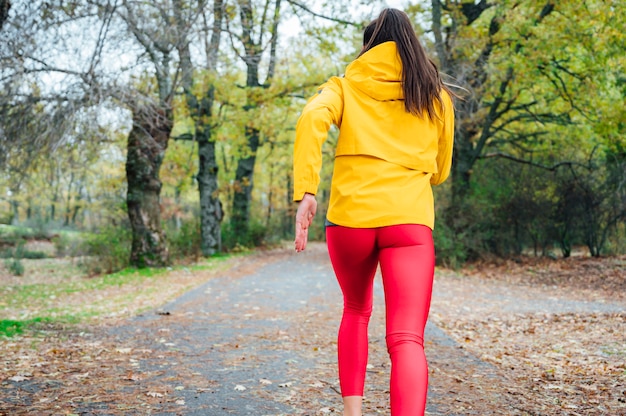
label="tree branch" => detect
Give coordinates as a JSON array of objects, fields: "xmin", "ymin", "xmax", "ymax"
[
  {"xmin": 265, "ymin": 0, "xmax": 281, "ymax": 85},
  {"xmin": 480, "ymin": 152, "xmax": 595, "ymax": 172},
  {"xmin": 87, "ymin": 0, "xmax": 116, "ymax": 78},
  {"xmin": 431, "ymin": 0, "xmax": 448, "ymax": 71},
  {"xmin": 206, "ymin": 0, "xmax": 223, "ymax": 71},
  {"xmin": 472, "ymin": 67, "xmax": 514, "ymax": 163},
  {"xmin": 458, "ymin": 0, "xmax": 492, "ymax": 25},
  {"xmin": 223, "ymin": 13, "xmax": 246, "ymax": 61},
  {"xmin": 285, "ymin": 0, "xmax": 360, "ymax": 27}
]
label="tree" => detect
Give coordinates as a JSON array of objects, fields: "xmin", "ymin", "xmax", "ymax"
[
  {"xmin": 173, "ymin": 0, "xmax": 224, "ymax": 256},
  {"xmin": 422, "ymin": 1, "xmax": 625, "ymax": 259},
  {"xmin": 427, "ymin": 1, "xmax": 626, "ymax": 200},
  {"xmin": 225, "ymin": 0, "xmax": 371, "ymax": 243},
  {"xmin": 430, "ymin": 1, "xmax": 561, "ymax": 201},
  {"xmin": 98, "ymin": 0, "xmax": 180, "ymax": 267},
  {"xmin": 0, "ymin": 1, "xmax": 98, "ymax": 222},
  {"xmin": 226, "ymin": 0, "xmax": 283, "ymax": 241}
]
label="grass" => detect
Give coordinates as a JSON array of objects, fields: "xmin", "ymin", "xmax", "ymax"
[
  {"xmin": 0, "ymin": 317, "xmax": 50, "ymax": 337},
  {"xmin": 0, "ymin": 254, "xmax": 236, "ymax": 337},
  {"xmin": 0, "ymin": 222, "xmax": 254, "ymax": 338}
]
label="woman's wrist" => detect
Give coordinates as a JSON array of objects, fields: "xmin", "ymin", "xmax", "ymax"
[{"xmin": 298, "ymin": 192, "xmax": 315, "ymax": 202}]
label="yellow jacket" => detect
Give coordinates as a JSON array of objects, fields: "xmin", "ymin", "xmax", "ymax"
[{"xmin": 293, "ymin": 41, "xmax": 454, "ymax": 229}]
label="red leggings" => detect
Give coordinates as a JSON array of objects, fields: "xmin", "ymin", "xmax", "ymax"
[{"xmin": 326, "ymin": 224, "xmax": 434, "ymax": 416}]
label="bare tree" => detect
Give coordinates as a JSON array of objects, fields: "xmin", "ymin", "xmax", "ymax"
[{"xmin": 0, "ymin": 1, "xmax": 94, "ymax": 221}]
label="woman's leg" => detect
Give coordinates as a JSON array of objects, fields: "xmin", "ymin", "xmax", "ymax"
[
  {"xmin": 378, "ymin": 224, "xmax": 435, "ymax": 416},
  {"xmin": 326, "ymin": 226, "xmax": 379, "ymax": 415}
]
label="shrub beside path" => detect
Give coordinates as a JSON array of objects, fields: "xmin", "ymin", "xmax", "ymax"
[{"xmin": 1, "ymin": 243, "xmax": 624, "ymax": 415}]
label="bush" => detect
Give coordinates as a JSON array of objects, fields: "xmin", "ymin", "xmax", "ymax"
[
  {"xmin": 221, "ymin": 220, "xmax": 268, "ymax": 252},
  {"xmin": 167, "ymin": 218, "xmax": 202, "ymax": 260},
  {"xmin": 0, "ymin": 231, "xmax": 24, "ymax": 247},
  {"xmin": 78, "ymin": 225, "xmax": 132, "ymax": 275},
  {"xmin": 433, "ymin": 220, "xmax": 468, "ymax": 269},
  {"xmin": 52, "ymin": 232, "xmax": 84, "ymax": 257},
  {"xmin": 20, "ymin": 250, "xmax": 47, "ymax": 259},
  {"xmin": 5, "ymin": 258, "xmax": 24, "ymax": 276},
  {"xmin": 2, "ymin": 241, "xmax": 25, "ymax": 275},
  {"xmin": 0, "ymin": 241, "xmax": 48, "ymax": 260},
  {"xmin": 0, "ymin": 211, "xmax": 13, "ymax": 225},
  {"xmin": 0, "ymin": 247, "xmax": 16, "ymax": 258},
  {"xmin": 19, "ymin": 219, "xmax": 52, "ymax": 241}
]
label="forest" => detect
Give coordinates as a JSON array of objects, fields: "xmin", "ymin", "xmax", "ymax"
[{"xmin": 1, "ymin": 0, "xmax": 624, "ymax": 272}]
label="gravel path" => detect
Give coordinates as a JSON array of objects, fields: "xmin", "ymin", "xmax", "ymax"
[{"xmin": 102, "ymin": 243, "xmax": 624, "ymax": 415}]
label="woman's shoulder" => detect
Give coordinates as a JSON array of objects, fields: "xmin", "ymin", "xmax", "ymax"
[
  {"xmin": 439, "ymin": 88, "xmax": 453, "ymax": 104},
  {"xmin": 310, "ymin": 77, "xmax": 344, "ymax": 100},
  {"xmin": 322, "ymin": 76, "xmax": 345, "ymax": 90}
]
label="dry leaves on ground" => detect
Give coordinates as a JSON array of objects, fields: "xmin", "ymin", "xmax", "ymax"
[
  {"xmin": 1, "ymin": 248, "xmax": 625, "ymax": 415},
  {"xmin": 432, "ymin": 255, "xmax": 626, "ymax": 415}
]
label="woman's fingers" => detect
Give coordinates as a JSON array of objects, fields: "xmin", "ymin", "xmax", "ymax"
[
  {"xmin": 295, "ymin": 221, "xmax": 308, "ymax": 252},
  {"xmin": 294, "ymin": 194, "xmax": 317, "ymax": 252}
]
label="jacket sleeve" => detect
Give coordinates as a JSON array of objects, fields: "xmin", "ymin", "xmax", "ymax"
[
  {"xmin": 293, "ymin": 78, "xmax": 344, "ymax": 201},
  {"xmin": 430, "ymin": 90, "xmax": 455, "ymax": 186}
]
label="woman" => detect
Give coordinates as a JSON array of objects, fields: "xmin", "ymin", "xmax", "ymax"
[{"xmin": 293, "ymin": 8, "xmax": 454, "ymax": 416}]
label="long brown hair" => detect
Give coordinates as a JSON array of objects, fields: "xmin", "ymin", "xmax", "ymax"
[{"xmin": 359, "ymin": 8, "xmax": 448, "ymax": 120}]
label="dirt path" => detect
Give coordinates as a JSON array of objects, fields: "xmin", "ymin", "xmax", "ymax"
[{"xmin": 1, "ymin": 243, "xmax": 624, "ymax": 415}]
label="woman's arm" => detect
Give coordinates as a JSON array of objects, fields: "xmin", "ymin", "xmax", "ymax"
[
  {"xmin": 292, "ymin": 79, "xmax": 344, "ymax": 200},
  {"xmin": 431, "ymin": 91, "xmax": 455, "ymax": 186}
]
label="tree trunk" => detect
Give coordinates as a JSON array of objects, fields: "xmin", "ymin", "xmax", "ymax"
[
  {"xmin": 229, "ymin": 0, "xmax": 280, "ymax": 243},
  {"xmin": 451, "ymin": 130, "xmax": 474, "ymax": 205},
  {"xmin": 265, "ymin": 161, "xmax": 274, "ymax": 227},
  {"xmin": 173, "ymin": 0, "xmax": 223, "ymax": 256},
  {"xmin": 49, "ymin": 201, "xmax": 56, "ymax": 222},
  {"xmin": 71, "ymin": 184, "xmax": 83, "ymax": 225},
  {"xmin": 63, "ymin": 172, "xmax": 74, "ymax": 226},
  {"xmin": 197, "ymin": 134, "xmax": 223, "ymax": 255},
  {"xmin": 231, "ymin": 126, "xmax": 260, "ymax": 237},
  {"xmin": 10, "ymin": 199, "xmax": 18, "ymax": 224},
  {"xmin": 49, "ymin": 166, "xmax": 60, "ymax": 222},
  {"xmin": 283, "ymin": 170, "xmax": 293, "ymax": 236},
  {"xmin": 125, "ymin": 102, "xmax": 172, "ymax": 267}
]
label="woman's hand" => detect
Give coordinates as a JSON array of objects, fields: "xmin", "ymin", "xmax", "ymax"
[{"xmin": 294, "ymin": 193, "xmax": 317, "ymax": 252}]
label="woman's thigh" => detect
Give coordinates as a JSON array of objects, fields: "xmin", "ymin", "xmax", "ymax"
[
  {"xmin": 326, "ymin": 226, "xmax": 379, "ymax": 309},
  {"xmin": 377, "ymin": 224, "xmax": 435, "ymax": 334}
]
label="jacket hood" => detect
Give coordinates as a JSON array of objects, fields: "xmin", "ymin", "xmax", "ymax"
[{"xmin": 344, "ymin": 41, "xmax": 403, "ymax": 101}]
